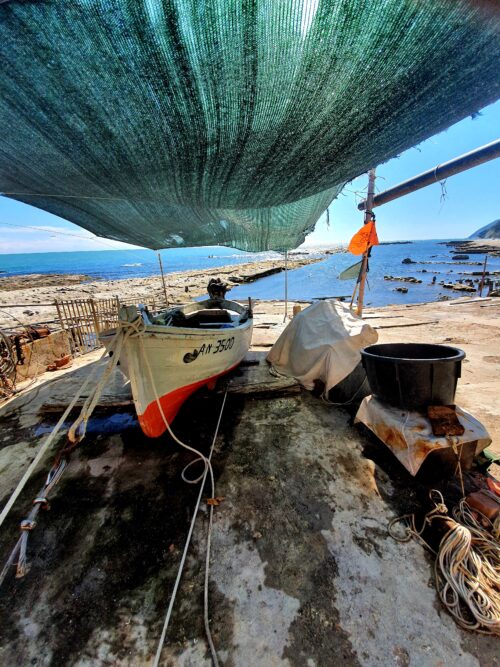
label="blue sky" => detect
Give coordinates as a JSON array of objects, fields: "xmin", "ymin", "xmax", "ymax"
[
  {"xmin": 307, "ymin": 100, "xmax": 499, "ymax": 246},
  {"xmin": 0, "ymin": 100, "xmax": 498, "ymax": 254}
]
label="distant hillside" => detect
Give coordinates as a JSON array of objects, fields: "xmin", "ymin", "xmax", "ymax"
[{"xmin": 469, "ymin": 219, "xmax": 500, "ymax": 240}]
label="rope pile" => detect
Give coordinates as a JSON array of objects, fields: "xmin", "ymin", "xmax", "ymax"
[
  {"xmin": 389, "ymin": 490, "xmax": 500, "ymax": 636},
  {"xmin": 439, "ymin": 499, "xmax": 500, "ymax": 634}
]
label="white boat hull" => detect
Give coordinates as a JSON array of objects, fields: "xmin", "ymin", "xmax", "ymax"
[{"xmin": 102, "ymin": 316, "xmax": 252, "ymax": 437}]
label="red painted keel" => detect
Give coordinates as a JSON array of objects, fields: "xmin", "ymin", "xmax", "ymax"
[{"xmin": 138, "ymin": 362, "xmax": 240, "ymax": 438}]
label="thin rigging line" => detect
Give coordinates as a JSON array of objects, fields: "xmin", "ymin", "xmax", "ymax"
[{"xmin": 0, "ymin": 220, "xmax": 102, "ymax": 240}]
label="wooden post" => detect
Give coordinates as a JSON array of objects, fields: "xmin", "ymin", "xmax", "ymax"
[
  {"xmin": 479, "ymin": 254, "xmax": 488, "ymax": 297},
  {"xmin": 283, "ymin": 250, "xmax": 289, "ymax": 322},
  {"xmin": 54, "ymin": 299, "xmax": 65, "ymax": 331},
  {"xmin": 356, "ymin": 169, "xmax": 376, "ymax": 317},
  {"xmin": 157, "ymin": 252, "xmax": 169, "ymax": 308},
  {"xmin": 89, "ymin": 298, "xmax": 101, "ymax": 336}
]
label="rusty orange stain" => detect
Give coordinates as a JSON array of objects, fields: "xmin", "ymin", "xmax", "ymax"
[{"xmin": 373, "ymin": 423, "xmax": 407, "ymax": 450}]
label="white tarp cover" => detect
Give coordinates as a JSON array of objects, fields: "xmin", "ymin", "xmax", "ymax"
[{"xmin": 266, "ymin": 300, "xmax": 378, "ymax": 394}]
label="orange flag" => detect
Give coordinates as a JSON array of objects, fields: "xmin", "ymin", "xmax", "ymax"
[{"xmin": 348, "ymin": 221, "xmax": 379, "ymax": 256}]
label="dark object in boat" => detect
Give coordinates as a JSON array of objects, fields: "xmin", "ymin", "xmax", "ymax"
[
  {"xmin": 170, "ymin": 308, "xmax": 233, "ymax": 328},
  {"xmin": 361, "ymin": 343, "xmax": 465, "ymax": 410},
  {"xmin": 427, "ymin": 405, "xmax": 465, "ymax": 436},
  {"xmin": 394, "ymin": 287, "xmax": 408, "ymax": 293},
  {"xmin": 207, "ymin": 278, "xmax": 229, "ymax": 300}
]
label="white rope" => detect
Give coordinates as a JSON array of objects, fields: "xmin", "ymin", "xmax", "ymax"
[
  {"xmin": 0, "ymin": 321, "xmax": 135, "ymax": 585},
  {"xmin": 0, "ymin": 459, "xmax": 68, "ymax": 585},
  {"xmin": 67, "ymin": 323, "xmax": 134, "ymax": 444},
  {"xmin": 389, "ymin": 490, "xmax": 500, "ymax": 635},
  {"xmin": 0, "ymin": 328, "xmax": 123, "ymax": 532},
  {"xmin": 143, "ymin": 336, "xmax": 225, "ymax": 667},
  {"xmin": 388, "ymin": 489, "xmax": 448, "ymax": 552}
]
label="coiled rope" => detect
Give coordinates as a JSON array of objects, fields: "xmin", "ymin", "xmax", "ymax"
[{"xmin": 389, "ymin": 490, "xmax": 500, "ymax": 635}]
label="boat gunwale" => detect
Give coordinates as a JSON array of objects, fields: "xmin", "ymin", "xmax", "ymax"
[
  {"xmin": 100, "ymin": 317, "xmax": 253, "ymax": 340},
  {"xmin": 99, "ymin": 298, "xmax": 253, "ymax": 340}
]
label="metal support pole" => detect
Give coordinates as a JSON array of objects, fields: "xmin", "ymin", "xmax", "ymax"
[
  {"xmin": 479, "ymin": 254, "xmax": 488, "ymax": 297},
  {"xmin": 356, "ymin": 169, "xmax": 376, "ymax": 317},
  {"xmin": 358, "ymin": 139, "xmax": 500, "ymax": 211},
  {"xmin": 283, "ymin": 250, "xmax": 288, "ymax": 322},
  {"xmin": 157, "ymin": 252, "xmax": 169, "ymax": 308}
]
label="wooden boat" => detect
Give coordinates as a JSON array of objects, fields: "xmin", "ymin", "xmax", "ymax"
[{"xmin": 100, "ymin": 282, "xmax": 253, "ymax": 437}]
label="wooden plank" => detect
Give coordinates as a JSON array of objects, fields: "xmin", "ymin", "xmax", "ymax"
[
  {"xmin": 217, "ymin": 351, "xmax": 300, "ymax": 396},
  {"xmin": 373, "ymin": 320, "xmax": 439, "ymax": 330},
  {"xmin": 41, "ymin": 399, "xmax": 133, "ymax": 413},
  {"xmin": 0, "ymin": 303, "xmax": 54, "ymax": 308},
  {"xmin": 362, "ymin": 315, "xmax": 404, "ymax": 320},
  {"xmin": 448, "ymin": 297, "xmax": 491, "ymax": 305}
]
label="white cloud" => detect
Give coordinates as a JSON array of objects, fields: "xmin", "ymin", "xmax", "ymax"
[{"xmin": 0, "ymin": 224, "xmax": 143, "ymax": 254}]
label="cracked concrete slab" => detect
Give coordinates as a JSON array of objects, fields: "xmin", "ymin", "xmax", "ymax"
[{"xmin": 0, "ymin": 378, "xmax": 497, "ymax": 666}]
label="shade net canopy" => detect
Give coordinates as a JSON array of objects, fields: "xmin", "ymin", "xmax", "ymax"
[{"xmin": 0, "ymin": 0, "xmax": 499, "ymax": 251}]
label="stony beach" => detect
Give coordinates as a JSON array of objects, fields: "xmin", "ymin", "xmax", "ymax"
[{"xmin": 0, "ymin": 256, "xmax": 319, "ymax": 329}]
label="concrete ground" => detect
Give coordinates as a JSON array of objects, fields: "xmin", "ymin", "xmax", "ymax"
[{"xmin": 0, "ymin": 298, "xmax": 498, "ymax": 666}]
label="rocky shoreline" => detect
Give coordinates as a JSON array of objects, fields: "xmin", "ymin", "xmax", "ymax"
[
  {"xmin": 0, "ymin": 273, "xmax": 93, "ymax": 291},
  {"xmin": 444, "ymin": 239, "xmax": 500, "ymax": 257},
  {"xmin": 0, "ymin": 257, "xmax": 320, "ymax": 329}
]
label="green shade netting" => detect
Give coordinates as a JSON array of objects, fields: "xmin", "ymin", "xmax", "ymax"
[{"xmin": 0, "ymin": 1, "xmax": 499, "ymax": 251}]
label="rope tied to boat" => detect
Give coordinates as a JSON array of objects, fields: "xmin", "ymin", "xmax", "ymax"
[
  {"xmin": 389, "ymin": 489, "xmax": 500, "ymax": 636},
  {"xmin": 138, "ymin": 333, "xmax": 225, "ymax": 667},
  {"xmin": 0, "ymin": 319, "xmax": 138, "ymax": 586},
  {"xmin": 66, "ymin": 315, "xmax": 141, "ymax": 444}
]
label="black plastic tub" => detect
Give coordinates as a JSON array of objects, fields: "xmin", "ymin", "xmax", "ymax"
[{"xmin": 361, "ymin": 343, "xmax": 465, "ymax": 410}]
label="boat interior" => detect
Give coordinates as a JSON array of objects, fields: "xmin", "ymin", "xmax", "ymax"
[
  {"xmin": 132, "ymin": 278, "xmax": 253, "ymax": 330},
  {"xmin": 147, "ymin": 299, "xmax": 252, "ymax": 330}
]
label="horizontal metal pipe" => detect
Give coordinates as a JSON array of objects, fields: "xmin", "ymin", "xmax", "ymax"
[{"xmin": 358, "ymin": 139, "xmax": 500, "ymax": 210}]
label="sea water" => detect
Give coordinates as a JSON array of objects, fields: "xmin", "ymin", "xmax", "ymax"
[
  {"xmin": 1, "ymin": 241, "xmax": 498, "ymax": 308},
  {"xmin": 0, "ymin": 246, "xmax": 280, "ymax": 280},
  {"xmin": 228, "ymin": 240, "xmax": 500, "ymax": 307}
]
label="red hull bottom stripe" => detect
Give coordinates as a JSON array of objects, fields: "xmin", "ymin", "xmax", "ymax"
[{"xmin": 138, "ymin": 361, "xmax": 241, "ymax": 438}]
